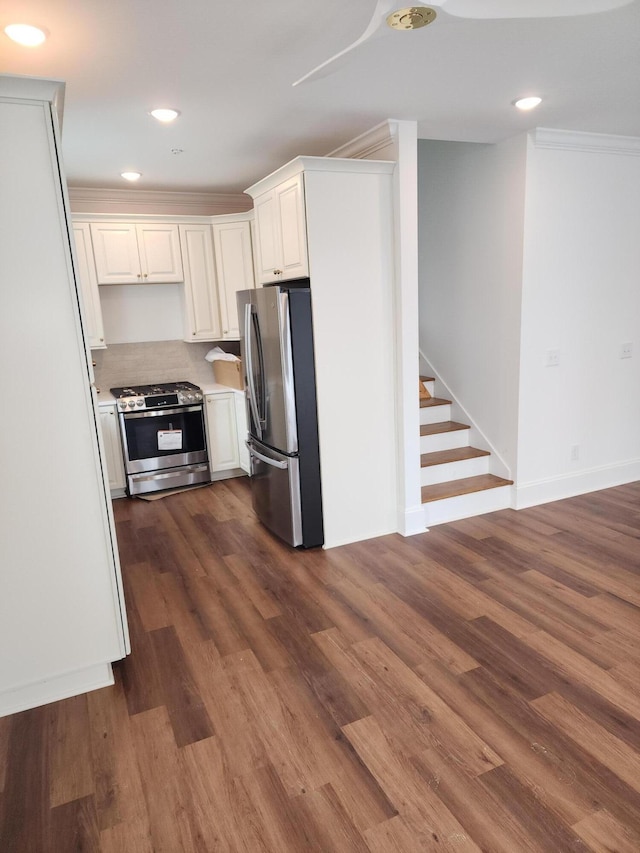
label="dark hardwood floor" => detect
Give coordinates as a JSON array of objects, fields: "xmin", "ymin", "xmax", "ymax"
[{"xmin": 2, "ymin": 478, "xmax": 640, "ymax": 851}]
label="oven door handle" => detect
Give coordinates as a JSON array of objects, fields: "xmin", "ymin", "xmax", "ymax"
[{"xmin": 121, "ymin": 405, "xmax": 203, "ymax": 419}]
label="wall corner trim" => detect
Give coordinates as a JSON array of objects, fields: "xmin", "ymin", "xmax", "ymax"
[{"xmin": 532, "ymin": 127, "xmax": 640, "ymax": 157}]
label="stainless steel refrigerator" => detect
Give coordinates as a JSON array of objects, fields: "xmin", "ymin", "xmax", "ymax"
[{"xmin": 237, "ymin": 281, "xmax": 324, "ymax": 548}]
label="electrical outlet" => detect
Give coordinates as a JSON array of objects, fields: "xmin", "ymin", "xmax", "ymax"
[
  {"xmin": 546, "ymin": 349, "xmax": 560, "ymax": 367},
  {"xmin": 570, "ymin": 444, "xmax": 580, "ymax": 461},
  {"xmin": 620, "ymin": 342, "xmax": 633, "ymax": 359}
]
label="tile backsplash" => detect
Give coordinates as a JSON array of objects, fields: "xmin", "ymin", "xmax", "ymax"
[{"xmin": 93, "ymin": 339, "xmax": 241, "ymax": 391}]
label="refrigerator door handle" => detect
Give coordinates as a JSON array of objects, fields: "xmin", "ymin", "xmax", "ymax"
[
  {"xmin": 246, "ymin": 441, "xmax": 289, "ymax": 470},
  {"xmin": 244, "ymin": 302, "xmax": 263, "ymax": 439}
]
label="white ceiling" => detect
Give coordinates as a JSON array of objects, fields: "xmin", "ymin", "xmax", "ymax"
[{"xmin": 2, "ymin": 0, "xmax": 640, "ymax": 195}]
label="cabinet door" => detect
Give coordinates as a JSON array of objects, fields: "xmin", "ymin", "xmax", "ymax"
[
  {"xmin": 234, "ymin": 392, "xmax": 250, "ymax": 474},
  {"xmin": 205, "ymin": 393, "xmax": 240, "ymax": 472},
  {"xmin": 276, "ymin": 174, "xmax": 309, "ymax": 280},
  {"xmin": 72, "ymin": 223, "xmax": 106, "ymax": 349},
  {"xmin": 179, "ymin": 224, "xmax": 222, "ymax": 341},
  {"xmin": 99, "ymin": 406, "xmax": 126, "ymax": 491},
  {"xmin": 253, "ymin": 191, "xmax": 280, "ymax": 282},
  {"xmin": 90, "ymin": 223, "xmax": 141, "ymax": 284},
  {"xmin": 213, "ymin": 220, "xmax": 255, "ymax": 339},
  {"xmin": 136, "ymin": 224, "xmax": 183, "ymax": 283}
]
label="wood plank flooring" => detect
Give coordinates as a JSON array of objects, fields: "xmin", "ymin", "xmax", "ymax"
[{"xmin": 2, "ymin": 478, "xmax": 640, "ymax": 851}]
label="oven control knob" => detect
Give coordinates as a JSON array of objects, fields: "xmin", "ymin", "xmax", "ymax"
[
  {"xmin": 119, "ymin": 401, "xmax": 126, "ymax": 410},
  {"xmin": 195, "ymin": 392, "xmax": 202, "ymax": 401},
  {"xmin": 136, "ymin": 399, "xmax": 144, "ymax": 407},
  {"xmin": 187, "ymin": 393, "xmax": 194, "ymax": 401},
  {"xmin": 127, "ymin": 400, "xmax": 136, "ymax": 409}
]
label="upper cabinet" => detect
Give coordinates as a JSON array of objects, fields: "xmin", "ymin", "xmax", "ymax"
[
  {"xmin": 179, "ymin": 223, "xmax": 222, "ymax": 342},
  {"xmin": 72, "ymin": 223, "xmax": 105, "ymax": 349},
  {"xmin": 212, "ymin": 218, "xmax": 255, "ymax": 339},
  {"xmin": 89, "ymin": 222, "xmax": 183, "ymax": 284},
  {"xmin": 251, "ymin": 174, "xmax": 308, "ymax": 283},
  {"xmin": 73, "ymin": 212, "xmax": 254, "ymax": 344}
]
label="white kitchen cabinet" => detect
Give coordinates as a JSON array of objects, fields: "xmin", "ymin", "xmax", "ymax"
[
  {"xmin": 99, "ymin": 404, "xmax": 126, "ymax": 492},
  {"xmin": 252, "ymin": 173, "xmax": 308, "ymax": 283},
  {"xmin": 179, "ymin": 224, "xmax": 222, "ymax": 342},
  {"xmin": 89, "ymin": 222, "xmax": 183, "ymax": 284},
  {"xmin": 0, "ymin": 75, "xmax": 129, "ymax": 717},
  {"xmin": 234, "ymin": 392, "xmax": 250, "ymax": 474},
  {"xmin": 212, "ymin": 217, "xmax": 255, "ymax": 338},
  {"xmin": 72, "ymin": 223, "xmax": 106, "ymax": 349},
  {"xmin": 204, "ymin": 392, "xmax": 241, "ymax": 475}
]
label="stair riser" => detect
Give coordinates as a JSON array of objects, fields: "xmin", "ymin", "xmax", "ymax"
[
  {"xmin": 420, "ymin": 430, "xmax": 470, "ymax": 453},
  {"xmin": 420, "ymin": 404, "xmax": 452, "ymax": 425},
  {"xmin": 423, "ymin": 485, "xmax": 512, "ymax": 526},
  {"xmin": 420, "ymin": 455, "xmax": 490, "ymax": 487}
]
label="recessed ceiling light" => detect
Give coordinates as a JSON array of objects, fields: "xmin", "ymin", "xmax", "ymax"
[
  {"xmin": 4, "ymin": 23, "xmax": 47, "ymax": 47},
  {"xmin": 514, "ymin": 96, "xmax": 542, "ymax": 111},
  {"xmin": 120, "ymin": 171, "xmax": 142, "ymax": 182},
  {"xmin": 150, "ymin": 108, "xmax": 180, "ymax": 123}
]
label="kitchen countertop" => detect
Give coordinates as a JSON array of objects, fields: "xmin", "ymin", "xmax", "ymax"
[{"xmin": 97, "ymin": 382, "xmax": 243, "ymax": 407}]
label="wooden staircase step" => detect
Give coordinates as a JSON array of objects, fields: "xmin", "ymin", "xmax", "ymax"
[
  {"xmin": 420, "ymin": 421, "xmax": 470, "ymax": 437},
  {"xmin": 421, "ymin": 447, "xmax": 490, "ymax": 468},
  {"xmin": 420, "ymin": 396, "xmax": 451, "ymax": 409},
  {"xmin": 420, "ymin": 375, "xmax": 435, "ymax": 383},
  {"xmin": 421, "ymin": 474, "xmax": 513, "ymax": 504}
]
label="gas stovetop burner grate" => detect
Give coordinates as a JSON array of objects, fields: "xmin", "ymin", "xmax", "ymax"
[{"xmin": 110, "ymin": 381, "xmax": 204, "ymax": 411}]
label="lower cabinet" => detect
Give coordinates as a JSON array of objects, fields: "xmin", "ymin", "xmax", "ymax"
[
  {"xmin": 99, "ymin": 404, "xmax": 126, "ymax": 493},
  {"xmin": 205, "ymin": 392, "xmax": 241, "ymax": 476},
  {"xmin": 234, "ymin": 392, "xmax": 250, "ymax": 474}
]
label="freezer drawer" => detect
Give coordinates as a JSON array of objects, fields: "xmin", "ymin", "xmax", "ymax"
[{"xmin": 247, "ymin": 439, "xmax": 302, "ymax": 547}]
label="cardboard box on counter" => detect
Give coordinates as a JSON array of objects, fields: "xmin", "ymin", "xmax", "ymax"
[{"xmin": 213, "ymin": 359, "xmax": 244, "ymax": 390}]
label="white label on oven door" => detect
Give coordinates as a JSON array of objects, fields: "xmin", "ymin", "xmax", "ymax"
[{"xmin": 157, "ymin": 429, "xmax": 183, "ymax": 451}]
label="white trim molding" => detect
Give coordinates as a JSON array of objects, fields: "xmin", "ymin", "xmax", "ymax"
[
  {"xmin": 515, "ymin": 459, "xmax": 640, "ymax": 510},
  {"xmin": 532, "ymin": 127, "xmax": 640, "ymax": 157},
  {"xmin": 68, "ymin": 186, "xmax": 252, "ymax": 216},
  {"xmin": 0, "ymin": 662, "xmax": 114, "ymax": 718},
  {"xmin": 327, "ymin": 120, "xmax": 398, "ymax": 161}
]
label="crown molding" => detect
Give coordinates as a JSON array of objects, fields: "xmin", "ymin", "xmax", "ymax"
[
  {"xmin": 244, "ymin": 156, "xmax": 394, "ymax": 199},
  {"xmin": 67, "ymin": 186, "xmax": 252, "ymax": 216},
  {"xmin": 327, "ymin": 120, "xmax": 397, "ymax": 161},
  {"xmin": 532, "ymin": 127, "xmax": 640, "ymax": 157}
]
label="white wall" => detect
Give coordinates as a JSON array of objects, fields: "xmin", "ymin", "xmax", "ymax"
[
  {"xmin": 418, "ymin": 135, "xmax": 528, "ymax": 478},
  {"xmin": 329, "ymin": 120, "xmax": 423, "ymax": 536},
  {"xmin": 516, "ymin": 131, "xmax": 640, "ymax": 505}
]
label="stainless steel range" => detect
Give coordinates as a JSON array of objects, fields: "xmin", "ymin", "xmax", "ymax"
[{"xmin": 110, "ymin": 381, "xmax": 210, "ymax": 496}]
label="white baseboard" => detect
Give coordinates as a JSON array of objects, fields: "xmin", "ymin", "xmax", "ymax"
[
  {"xmin": 515, "ymin": 459, "xmax": 640, "ymax": 509},
  {"xmin": 0, "ymin": 662, "xmax": 115, "ymax": 718},
  {"xmin": 398, "ymin": 505, "xmax": 429, "ymax": 537}
]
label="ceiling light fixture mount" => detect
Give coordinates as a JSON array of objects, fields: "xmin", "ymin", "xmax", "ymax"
[
  {"xmin": 4, "ymin": 23, "xmax": 48, "ymax": 47},
  {"xmin": 514, "ymin": 96, "xmax": 542, "ymax": 111},
  {"xmin": 386, "ymin": 6, "xmax": 437, "ymax": 30},
  {"xmin": 150, "ymin": 108, "xmax": 180, "ymax": 123},
  {"xmin": 120, "ymin": 171, "xmax": 142, "ymax": 182}
]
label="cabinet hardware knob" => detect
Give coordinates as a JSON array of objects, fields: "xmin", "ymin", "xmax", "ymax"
[
  {"xmin": 143, "ymin": 273, "xmax": 148, "ymax": 278},
  {"xmin": 100, "ymin": 338, "xmax": 104, "ymax": 342},
  {"xmin": 273, "ymin": 269, "xmax": 282, "ymax": 275},
  {"xmin": 192, "ymin": 331, "xmax": 196, "ymax": 336},
  {"xmin": 137, "ymin": 273, "xmax": 141, "ymax": 278},
  {"xmin": 92, "ymin": 361, "xmax": 97, "ymax": 367}
]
